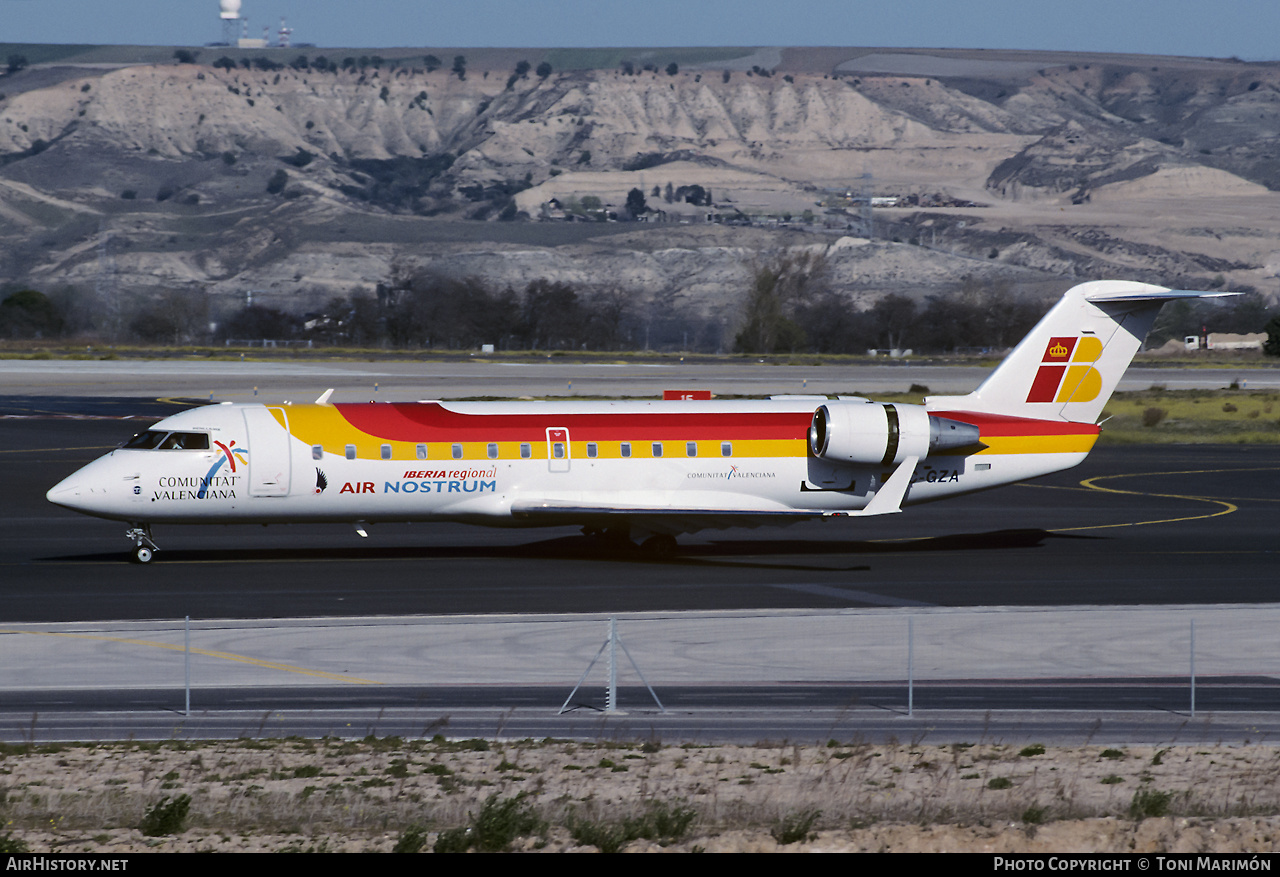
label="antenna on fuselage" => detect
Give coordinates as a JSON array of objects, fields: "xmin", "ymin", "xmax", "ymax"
[{"xmin": 315, "ymin": 389, "xmax": 334, "ymax": 405}]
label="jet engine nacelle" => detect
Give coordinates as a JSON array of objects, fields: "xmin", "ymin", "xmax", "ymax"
[{"xmin": 808, "ymin": 402, "xmax": 980, "ymax": 466}]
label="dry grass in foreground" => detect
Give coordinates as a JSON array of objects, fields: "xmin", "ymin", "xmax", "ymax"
[
  {"xmin": 3, "ymin": 738, "xmax": 1280, "ymax": 852},
  {"xmin": 1097, "ymin": 389, "xmax": 1280, "ymax": 444}
]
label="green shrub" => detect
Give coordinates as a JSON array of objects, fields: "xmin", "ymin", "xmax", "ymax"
[
  {"xmin": 568, "ymin": 816, "xmax": 631, "ymax": 853},
  {"xmin": 627, "ymin": 801, "xmax": 696, "ymax": 843},
  {"xmin": 987, "ymin": 777, "xmax": 1013, "ymax": 790},
  {"xmin": 140, "ymin": 794, "xmax": 191, "ymax": 836},
  {"xmin": 430, "ymin": 793, "xmax": 543, "ymax": 852},
  {"xmin": 392, "ymin": 825, "xmax": 427, "ymax": 854},
  {"xmin": 432, "ymin": 826, "xmax": 471, "ymax": 853},
  {"xmin": 476, "ymin": 793, "xmax": 541, "ymax": 850},
  {"xmin": 0, "ymin": 833, "xmax": 29, "ymax": 854},
  {"xmin": 1019, "ymin": 744, "xmax": 1045, "ymax": 757},
  {"xmin": 771, "ymin": 808, "xmax": 820, "ymax": 845},
  {"xmin": 266, "ymin": 169, "xmax": 288, "ymax": 195},
  {"xmin": 1129, "ymin": 789, "xmax": 1173, "ymax": 819},
  {"xmin": 1022, "ymin": 806, "xmax": 1048, "ymax": 824}
]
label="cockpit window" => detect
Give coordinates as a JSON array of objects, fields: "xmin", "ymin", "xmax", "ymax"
[
  {"xmin": 121, "ymin": 430, "xmax": 166, "ymax": 449},
  {"xmin": 163, "ymin": 432, "xmax": 210, "ymax": 450},
  {"xmin": 121, "ymin": 430, "xmax": 210, "ymax": 450}
]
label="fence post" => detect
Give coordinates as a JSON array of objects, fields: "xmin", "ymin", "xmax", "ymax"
[
  {"xmin": 907, "ymin": 615, "xmax": 914, "ymax": 718},
  {"xmin": 1190, "ymin": 618, "xmax": 1196, "ymax": 718},
  {"xmin": 184, "ymin": 615, "xmax": 191, "ymax": 717},
  {"xmin": 607, "ymin": 617, "xmax": 618, "ymax": 713}
]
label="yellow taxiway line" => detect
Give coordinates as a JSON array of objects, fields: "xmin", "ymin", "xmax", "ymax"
[{"xmin": 0, "ymin": 629, "xmax": 383, "ymax": 685}]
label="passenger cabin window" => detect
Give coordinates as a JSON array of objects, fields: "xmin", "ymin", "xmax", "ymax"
[
  {"xmin": 416, "ymin": 444, "xmax": 428, "ymax": 460},
  {"xmin": 721, "ymin": 441, "xmax": 732, "ymax": 457},
  {"xmin": 487, "ymin": 443, "xmax": 499, "ymax": 459},
  {"xmin": 586, "ymin": 442, "xmax": 598, "ymax": 458},
  {"xmin": 520, "ymin": 443, "xmax": 531, "ymax": 459},
  {"xmin": 312, "ymin": 445, "xmax": 323, "ymax": 461},
  {"xmin": 686, "ymin": 441, "xmax": 697, "ymax": 457},
  {"xmin": 380, "ymin": 444, "xmax": 392, "ymax": 460},
  {"xmin": 652, "ymin": 442, "xmax": 664, "ymax": 458},
  {"xmin": 552, "ymin": 442, "xmax": 566, "ymax": 459},
  {"xmin": 451, "ymin": 443, "xmax": 463, "ymax": 460},
  {"xmin": 345, "ymin": 444, "xmax": 356, "ymax": 460},
  {"xmin": 620, "ymin": 442, "xmax": 631, "ymax": 458}
]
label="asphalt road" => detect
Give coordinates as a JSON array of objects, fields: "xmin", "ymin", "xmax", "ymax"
[
  {"xmin": 2, "ymin": 410, "xmax": 1276, "ymax": 621},
  {"xmin": 0, "ymin": 407, "xmax": 1274, "ymax": 619},
  {"xmin": 3, "ymin": 395, "xmax": 1279, "ymax": 740},
  {"xmin": 0, "ymin": 358, "xmax": 1276, "ymax": 405}
]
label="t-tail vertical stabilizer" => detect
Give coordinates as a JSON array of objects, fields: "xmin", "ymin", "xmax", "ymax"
[{"xmin": 926, "ymin": 280, "xmax": 1233, "ymax": 424}]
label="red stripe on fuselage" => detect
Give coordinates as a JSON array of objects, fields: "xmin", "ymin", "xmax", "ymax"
[{"xmin": 334, "ymin": 403, "xmax": 813, "ymax": 442}]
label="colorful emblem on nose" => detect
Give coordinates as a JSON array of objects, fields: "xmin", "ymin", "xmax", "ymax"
[
  {"xmin": 198, "ymin": 440, "xmax": 249, "ymax": 498},
  {"xmin": 1026, "ymin": 336, "xmax": 1104, "ymax": 403},
  {"xmin": 213, "ymin": 440, "xmax": 248, "ymax": 472}
]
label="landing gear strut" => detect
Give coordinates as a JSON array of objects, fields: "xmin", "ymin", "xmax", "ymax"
[
  {"xmin": 125, "ymin": 524, "xmax": 159, "ymax": 564},
  {"xmin": 581, "ymin": 524, "xmax": 679, "ymax": 557},
  {"xmin": 639, "ymin": 534, "xmax": 678, "ymax": 557}
]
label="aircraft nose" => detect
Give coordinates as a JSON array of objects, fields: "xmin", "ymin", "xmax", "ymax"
[
  {"xmin": 47, "ymin": 457, "xmax": 120, "ymax": 515},
  {"xmin": 47, "ymin": 473, "xmax": 86, "ymax": 510}
]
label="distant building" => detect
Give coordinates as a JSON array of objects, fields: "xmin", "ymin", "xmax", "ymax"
[{"xmin": 1180, "ymin": 333, "xmax": 1264, "ymax": 352}]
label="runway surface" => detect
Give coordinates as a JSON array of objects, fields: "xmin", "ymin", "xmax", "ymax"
[
  {"xmin": 3, "ymin": 412, "xmax": 1276, "ymax": 619},
  {"xmin": 0, "ymin": 358, "xmax": 1276, "ymax": 404},
  {"xmin": 2, "ymin": 388, "xmax": 1278, "ymax": 741}
]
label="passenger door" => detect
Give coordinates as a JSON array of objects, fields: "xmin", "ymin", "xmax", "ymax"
[
  {"xmin": 546, "ymin": 427, "xmax": 570, "ymax": 474},
  {"xmin": 243, "ymin": 407, "xmax": 292, "ymax": 496}
]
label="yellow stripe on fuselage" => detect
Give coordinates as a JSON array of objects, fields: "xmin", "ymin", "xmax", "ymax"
[{"xmin": 973, "ymin": 434, "xmax": 1099, "ymax": 455}]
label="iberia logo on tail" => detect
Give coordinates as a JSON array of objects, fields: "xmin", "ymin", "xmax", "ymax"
[{"xmin": 1025, "ymin": 336, "xmax": 1104, "ymax": 403}]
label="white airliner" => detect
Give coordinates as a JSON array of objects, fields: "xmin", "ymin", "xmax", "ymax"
[{"xmin": 48, "ymin": 280, "xmax": 1221, "ymax": 563}]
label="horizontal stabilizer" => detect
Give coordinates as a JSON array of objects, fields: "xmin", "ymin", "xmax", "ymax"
[{"xmin": 1084, "ymin": 289, "xmax": 1238, "ymax": 303}]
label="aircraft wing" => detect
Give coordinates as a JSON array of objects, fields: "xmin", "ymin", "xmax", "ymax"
[
  {"xmin": 510, "ymin": 500, "xmax": 842, "ymax": 535},
  {"xmin": 510, "ymin": 456, "xmax": 917, "ymax": 534},
  {"xmin": 510, "ymin": 473, "xmax": 915, "ymax": 533}
]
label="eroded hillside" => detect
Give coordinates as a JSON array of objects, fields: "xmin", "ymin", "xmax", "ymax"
[{"xmin": 1, "ymin": 46, "xmax": 1279, "ymax": 346}]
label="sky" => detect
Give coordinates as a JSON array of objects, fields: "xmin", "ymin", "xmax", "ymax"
[{"xmin": 2, "ymin": 0, "xmax": 1279, "ymax": 61}]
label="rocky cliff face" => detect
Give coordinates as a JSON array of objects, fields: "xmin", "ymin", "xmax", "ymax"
[{"xmin": 1, "ymin": 48, "xmax": 1278, "ymax": 340}]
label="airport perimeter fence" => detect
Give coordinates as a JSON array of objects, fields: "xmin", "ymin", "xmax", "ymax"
[{"xmin": 2, "ymin": 606, "xmax": 1276, "ymax": 717}]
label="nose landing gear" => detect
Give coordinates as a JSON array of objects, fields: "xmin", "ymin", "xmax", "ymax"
[{"xmin": 125, "ymin": 525, "xmax": 159, "ymax": 564}]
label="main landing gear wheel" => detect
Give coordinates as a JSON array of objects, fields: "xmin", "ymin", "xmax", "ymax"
[
  {"xmin": 640, "ymin": 534, "xmax": 678, "ymax": 558},
  {"xmin": 131, "ymin": 545, "xmax": 154, "ymax": 564}
]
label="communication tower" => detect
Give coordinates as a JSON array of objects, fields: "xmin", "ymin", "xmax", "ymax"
[
  {"xmin": 218, "ymin": 0, "xmax": 242, "ymax": 46},
  {"xmin": 277, "ymin": 18, "xmax": 292, "ymax": 49}
]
